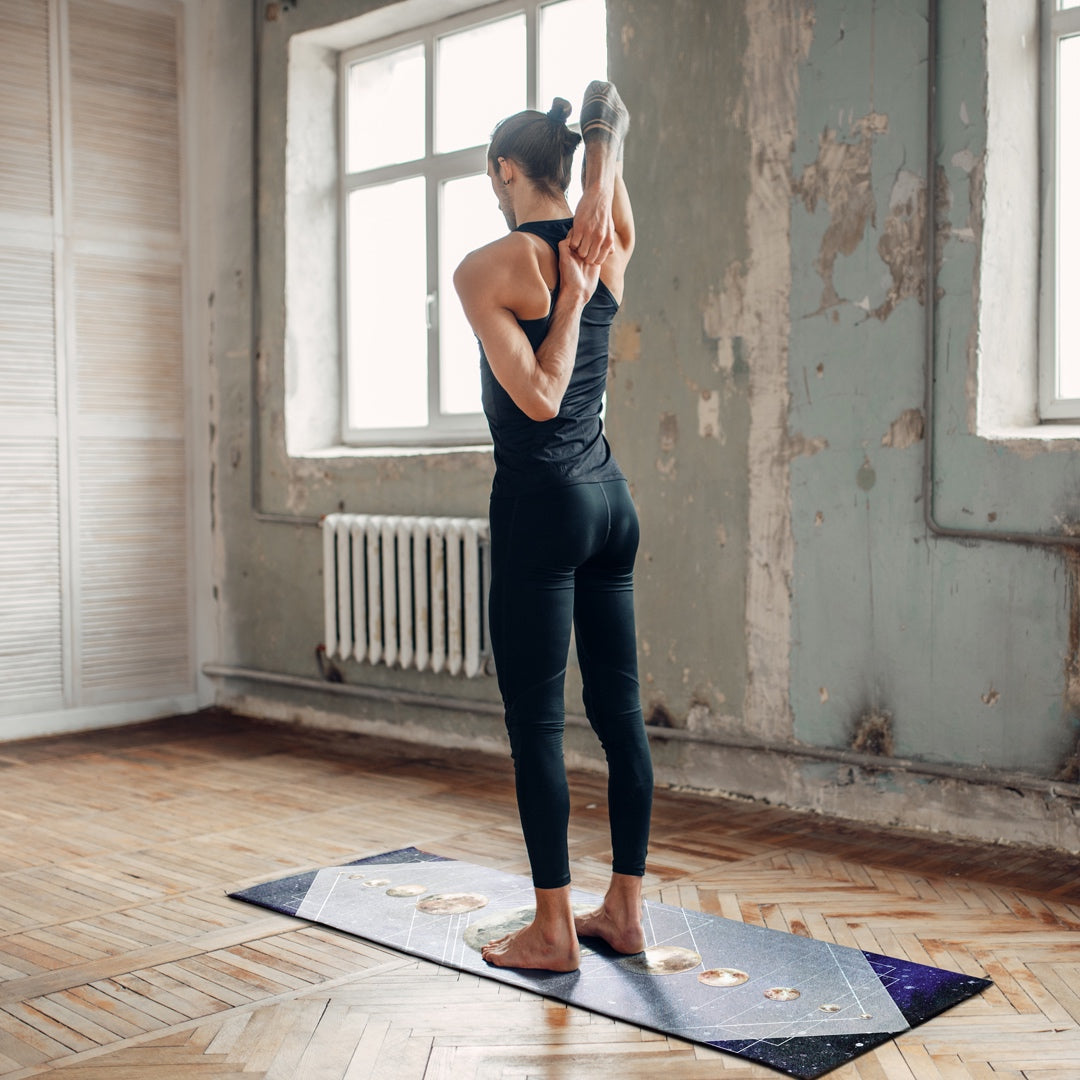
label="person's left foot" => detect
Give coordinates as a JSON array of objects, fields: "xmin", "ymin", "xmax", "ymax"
[
  {"xmin": 481, "ymin": 921, "xmax": 581, "ymax": 971},
  {"xmin": 574, "ymin": 905, "xmax": 645, "ymax": 954}
]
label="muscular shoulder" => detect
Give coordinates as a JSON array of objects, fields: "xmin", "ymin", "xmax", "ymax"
[
  {"xmin": 456, "ymin": 232, "xmax": 538, "ymax": 284},
  {"xmin": 454, "ymin": 232, "xmax": 552, "ymax": 318}
]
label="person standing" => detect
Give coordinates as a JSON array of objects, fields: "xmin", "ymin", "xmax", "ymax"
[{"xmin": 454, "ymin": 81, "xmax": 651, "ymax": 972}]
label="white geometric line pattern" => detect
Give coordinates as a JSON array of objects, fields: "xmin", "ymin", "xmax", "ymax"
[{"xmin": 289, "ymin": 855, "xmax": 910, "ymax": 1045}]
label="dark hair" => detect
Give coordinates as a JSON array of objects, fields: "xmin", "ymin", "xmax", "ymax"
[{"xmin": 487, "ymin": 97, "xmax": 582, "ymax": 198}]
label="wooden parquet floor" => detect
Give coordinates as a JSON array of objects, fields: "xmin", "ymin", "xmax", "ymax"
[{"xmin": 0, "ymin": 711, "xmax": 1078, "ymax": 1079}]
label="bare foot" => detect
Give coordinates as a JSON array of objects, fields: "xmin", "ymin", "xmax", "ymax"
[
  {"xmin": 574, "ymin": 905, "xmax": 645, "ymax": 955},
  {"xmin": 481, "ymin": 922, "xmax": 581, "ymax": 972}
]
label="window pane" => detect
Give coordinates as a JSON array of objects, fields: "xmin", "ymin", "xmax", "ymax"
[
  {"xmin": 436, "ymin": 15, "xmax": 526, "ymax": 154},
  {"xmin": 346, "ymin": 44, "xmax": 425, "ymax": 173},
  {"xmin": 347, "ymin": 179, "xmax": 428, "ymax": 429},
  {"xmin": 538, "ymin": 0, "xmax": 607, "ymax": 123},
  {"xmin": 1058, "ymin": 34, "xmax": 1080, "ymax": 396},
  {"xmin": 440, "ymin": 174, "xmax": 508, "ymax": 415}
]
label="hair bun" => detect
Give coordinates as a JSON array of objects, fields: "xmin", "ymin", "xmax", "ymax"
[{"xmin": 547, "ymin": 97, "xmax": 572, "ymax": 124}]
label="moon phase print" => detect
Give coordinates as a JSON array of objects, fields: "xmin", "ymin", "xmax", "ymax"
[{"xmin": 232, "ymin": 847, "xmax": 992, "ymax": 1080}]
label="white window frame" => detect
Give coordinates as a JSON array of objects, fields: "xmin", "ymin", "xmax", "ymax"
[
  {"xmin": 337, "ymin": 2, "xmax": 535, "ymax": 448},
  {"xmin": 1039, "ymin": 0, "xmax": 1080, "ymax": 420},
  {"xmin": 337, "ymin": 0, "xmax": 604, "ymax": 448}
]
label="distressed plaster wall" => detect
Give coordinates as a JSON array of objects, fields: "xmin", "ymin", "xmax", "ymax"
[
  {"xmin": 605, "ymin": 0, "xmax": 753, "ymax": 736},
  {"xmin": 204, "ymin": 0, "xmax": 1080, "ymax": 851},
  {"xmin": 787, "ymin": 0, "xmax": 1080, "ymax": 774},
  {"xmin": 784, "ymin": 0, "xmax": 1080, "ymax": 848}
]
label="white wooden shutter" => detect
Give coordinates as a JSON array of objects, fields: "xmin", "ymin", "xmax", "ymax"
[
  {"xmin": 0, "ymin": 1, "xmax": 53, "ymax": 221},
  {"xmin": 0, "ymin": 423, "xmax": 63, "ymax": 711},
  {"xmin": 0, "ymin": 0, "xmax": 193, "ymax": 727},
  {"xmin": 0, "ymin": 0, "xmax": 64, "ymax": 714},
  {"xmin": 67, "ymin": 0, "xmax": 191, "ymax": 705},
  {"xmin": 68, "ymin": 1, "xmax": 182, "ymax": 236}
]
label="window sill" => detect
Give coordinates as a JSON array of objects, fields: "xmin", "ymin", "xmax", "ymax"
[
  {"xmin": 980, "ymin": 423, "xmax": 1080, "ymax": 446},
  {"xmin": 296, "ymin": 444, "xmax": 493, "ymax": 461}
]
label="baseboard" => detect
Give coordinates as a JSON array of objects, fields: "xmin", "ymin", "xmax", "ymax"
[{"xmin": 0, "ymin": 694, "xmax": 201, "ymax": 744}]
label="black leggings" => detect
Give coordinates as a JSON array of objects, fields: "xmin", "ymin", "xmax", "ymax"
[{"xmin": 488, "ymin": 479, "xmax": 654, "ymax": 890}]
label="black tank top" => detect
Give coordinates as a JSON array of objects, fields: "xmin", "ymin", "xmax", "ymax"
[{"xmin": 479, "ymin": 218, "xmax": 625, "ymax": 499}]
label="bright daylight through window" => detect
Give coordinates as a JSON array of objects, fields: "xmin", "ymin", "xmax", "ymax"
[
  {"xmin": 340, "ymin": 0, "xmax": 607, "ymax": 446},
  {"xmin": 1041, "ymin": 0, "xmax": 1080, "ymax": 420}
]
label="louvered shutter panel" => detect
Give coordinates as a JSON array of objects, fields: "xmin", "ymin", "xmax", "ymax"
[
  {"xmin": 67, "ymin": 0, "xmax": 191, "ymax": 705},
  {"xmin": 0, "ymin": 0, "xmax": 193, "ymax": 725},
  {"xmin": 0, "ymin": 0, "xmax": 64, "ymax": 714},
  {"xmin": 0, "ymin": 1, "xmax": 53, "ymax": 220}
]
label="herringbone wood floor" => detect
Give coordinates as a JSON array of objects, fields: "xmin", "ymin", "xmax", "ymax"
[{"xmin": 0, "ymin": 711, "xmax": 1078, "ymax": 1078}]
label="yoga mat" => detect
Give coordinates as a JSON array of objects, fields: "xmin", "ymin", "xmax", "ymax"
[{"xmin": 230, "ymin": 848, "xmax": 991, "ymax": 1079}]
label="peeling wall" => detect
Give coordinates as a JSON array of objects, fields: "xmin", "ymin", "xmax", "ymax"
[
  {"xmin": 203, "ymin": 0, "xmax": 1080, "ymax": 852},
  {"xmin": 604, "ymin": 0, "xmax": 754, "ymax": 734},
  {"xmin": 787, "ymin": 0, "xmax": 1080, "ymax": 803}
]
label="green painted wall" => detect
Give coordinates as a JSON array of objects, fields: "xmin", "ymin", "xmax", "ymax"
[
  {"xmin": 204, "ymin": 0, "xmax": 1080, "ymax": 849},
  {"xmin": 788, "ymin": 0, "xmax": 1079, "ymax": 780},
  {"xmin": 601, "ymin": 0, "xmax": 752, "ymax": 728}
]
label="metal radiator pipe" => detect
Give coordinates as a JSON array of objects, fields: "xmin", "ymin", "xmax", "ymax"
[{"xmin": 202, "ymin": 663, "xmax": 1077, "ymax": 798}]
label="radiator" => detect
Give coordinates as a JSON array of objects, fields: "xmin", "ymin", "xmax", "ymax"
[{"xmin": 321, "ymin": 514, "xmax": 491, "ymax": 678}]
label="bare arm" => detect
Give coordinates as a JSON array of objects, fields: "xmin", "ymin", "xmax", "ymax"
[
  {"xmin": 454, "ymin": 236, "xmax": 599, "ymax": 422},
  {"xmin": 568, "ymin": 80, "xmax": 630, "ymax": 265}
]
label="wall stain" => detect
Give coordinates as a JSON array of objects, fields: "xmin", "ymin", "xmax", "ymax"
[
  {"xmin": 1059, "ymin": 741, "xmax": 1080, "ymax": 783},
  {"xmin": 703, "ymin": 262, "xmax": 746, "ymax": 373},
  {"xmin": 851, "ymin": 710, "xmax": 894, "ymax": 757},
  {"xmin": 610, "ymin": 320, "xmax": 641, "ymax": 368},
  {"xmin": 698, "ymin": 390, "xmax": 723, "ymax": 440},
  {"xmin": 1063, "ymin": 547, "xmax": 1080, "ymax": 711},
  {"xmin": 1054, "ymin": 547, "xmax": 1080, "ymax": 781},
  {"xmin": 881, "ymin": 407, "xmax": 925, "ymax": 449},
  {"xmin": 658, "ymin": 412, "xmax": 678, "ymax": 452},
  {"xmin": 856, "ymin": 457, "xmax": 877, "ymax": 491},
  {"xmin": 646, "ymin": 701, "xmax": 677, "ymax": 729},
  {"xmin": 793, "ymin": 117, "xmax": 945, "ymax": 323},
  {"xmin": 788, "ymin": 433, "xmax": 828, "ymax": 459},
  {"xmin": 793, "ymin": 112, "xmax": 888, "ymax": 314},
  {"xmin": 871, "ymin": 169, "xmax": 928, "ymax": 321}
]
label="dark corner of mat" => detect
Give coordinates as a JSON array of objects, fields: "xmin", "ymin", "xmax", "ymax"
[{"xmin": 346, "ymin": 846, "xmax": 453, "ymax": 866}]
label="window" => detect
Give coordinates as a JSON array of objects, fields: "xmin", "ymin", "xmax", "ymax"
[
  {"xmin": 338, "ymin": 0, "xmax": 607, "ymax": 446},
  {"xmin": 1040, "ymin": 0, "xmax": 1080, "ymax": 420}
]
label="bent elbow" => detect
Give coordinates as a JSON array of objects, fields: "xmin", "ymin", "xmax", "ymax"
[
  {"xmin": 523, "ymin": 399, "xmax": 559, "ymax": 423},
  {"xmin": 518, "ymin": 388, "xmax": 561, "ymax": 422}
]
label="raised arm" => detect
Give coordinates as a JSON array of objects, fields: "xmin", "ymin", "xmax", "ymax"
[
  {"xmin": 454, "ymin": 236, "xmax": 600, "ymax": 422},
  {"xmin": 568, "ymin": 80, "xmax": 630, "ymax": 265}
]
